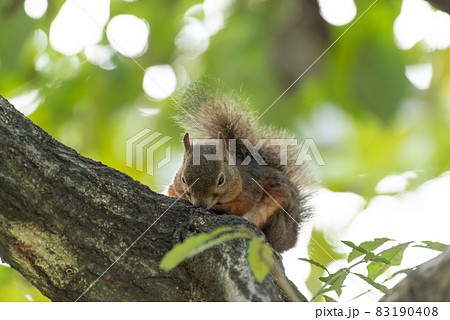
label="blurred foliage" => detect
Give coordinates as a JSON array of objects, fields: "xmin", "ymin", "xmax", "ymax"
[
  {"xmin": 0, "ymin": 0, "xmax": 449, "ymax": 301},
  {"xmin": 0, "ymin": 265, "xmax": 50, "ymax": 301},
  {"xmin": 300, "ymin": 239, "xmax": 447, "ymax": 302}
]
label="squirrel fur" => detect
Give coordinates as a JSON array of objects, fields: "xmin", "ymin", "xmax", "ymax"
[{"xmin": 168, "ymin": 83, "xmax": 314, "ymax": 253}]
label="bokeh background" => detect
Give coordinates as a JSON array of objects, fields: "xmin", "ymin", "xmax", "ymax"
[{"xmin": 0, "ymin": 0, "xmax": 449, "ymax": 301}]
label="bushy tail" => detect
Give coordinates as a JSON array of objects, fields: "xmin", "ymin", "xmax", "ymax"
[{"xmin": 173, "ymin": 82, "xmax": 315, "ymax": 190}]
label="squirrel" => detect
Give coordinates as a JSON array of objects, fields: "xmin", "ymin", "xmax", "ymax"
[{"xmin": 168, "ymin": 83, "xmax": 314, "ymax": 253}]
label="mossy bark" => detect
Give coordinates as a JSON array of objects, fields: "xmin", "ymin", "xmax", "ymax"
[{"xmin": 0, "ymin": 95, "xmax": 306, "ymax": 301}]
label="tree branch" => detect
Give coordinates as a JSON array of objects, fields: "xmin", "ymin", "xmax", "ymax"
[
  {"xmin": 424, "ymin": 0, "xmax": 450, "ymax": 15},
  {"xmin": 381, "ymin": 246, "xmax": 450, "ymax": 301},
  {"xmin": 0, "ymin": 95, "xmax": 306, "ymax": 301}
]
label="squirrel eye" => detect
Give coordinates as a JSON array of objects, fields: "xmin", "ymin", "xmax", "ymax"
[
  {"xmin": 218, "ymin": 174, "xmax": 225, "ymax": 186},
  {"xmin": 181, "ymin": 176, "xmax": 186, "ymax": 184}
]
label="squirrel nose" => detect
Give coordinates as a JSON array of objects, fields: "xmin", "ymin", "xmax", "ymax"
[{"xmin": 192, "ymin": 197, "xmax": 212, "ymax": 209}]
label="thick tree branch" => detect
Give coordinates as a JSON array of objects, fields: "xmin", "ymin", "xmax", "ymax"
[
  {"xmin": 424, "ymin": 0, "xmax": 450, "ymax": 15},
  {"xmin": 381, "ymin": 247, "xmax": 450, "ymax": 302},
  {"xmin": 0, "ymin": 95, "xmax": 306, "ymax": 301}
]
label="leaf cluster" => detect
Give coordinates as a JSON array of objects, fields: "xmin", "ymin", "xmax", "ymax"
[
  {"xmin": 299, "ymin": 239, "xmax": 447, "ymax": 302},
  {"xmin": 160, "ymin": 227, "xmax": 274, "ymax": 283}
]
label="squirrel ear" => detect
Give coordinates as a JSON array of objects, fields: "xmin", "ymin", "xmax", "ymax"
[
  {"xmin": 183, "ymin": 132, "xmax": 191, "ymax": 152},
  {"xmin": 217, "ymin": 132, "xmax": 229, "ymax": 162},
  {"xmin": 217, "ymin": 132, "xmax": 228, "ymax": 148}
]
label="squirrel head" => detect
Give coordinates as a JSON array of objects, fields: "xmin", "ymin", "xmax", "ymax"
[{"xmin": 174, "ymin": 132, "xmax": 242, "ymax": 209}]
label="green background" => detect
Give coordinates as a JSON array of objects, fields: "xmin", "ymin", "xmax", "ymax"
[{"xmin": 0, "ymin": 0, "xmax": 449, "ymax": 301}]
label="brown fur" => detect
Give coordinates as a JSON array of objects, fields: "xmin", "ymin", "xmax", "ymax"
[
  {"xmin": 213, "ymin": 191, "xmax": 254, "ymax": 217},
  {"xmin": 167, "ymin": 184, "xmax": 177, "ymax": 198},
  {"xmin": 169, "ymin": 82, "xmax": 315, "ymax": 252}
]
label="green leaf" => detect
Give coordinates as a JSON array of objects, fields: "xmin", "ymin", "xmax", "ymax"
[
  {"xmin": 371, "ymin": 257, "xmax": 390, "ymax": 264},
  {"xmin": 363, "ymin": 252, "xmax": 375, "ymax": 261},
  {"xmin": 413, "ymin": 241, "xmax": 447, "ymax": 252},
  {"xmin": 248, "ymin": 238, "xmax": 274, "ymax": 282},
  {"xmin": 347, "ymin": 238, "xmax": 392, "ymax": 263},
  {"xmin": 383, "ymin": 268, "xmax": 412, "ymax": 282},
  {"xmin": 319, "ymin": 269, "xmax": 348, "ymax": 297},
  {"xmin": 330, "ymin": 274, "xmax": 347, "ymax": 297},
  {"xmin": 342, "ymin": 240, "xmax": 367, "ymax": 263},
  {"xmin": 367, "ymin": 242, "xmax": 410, "ymax": 280},
  {"xmin": 353, "ymin": 273, "xmax": 388, "ymax": 293},
  {"xmin": 318, "ymin": 287, "xmax": 338, "ymax": 295},
  {"xmin": 347, "ymin": 250, "xmax": 365, "ymax": 263},
  {"xmin": 342, "ymin": 240, "xmax": 367, "ymax": 254},
  {"xmin": 160, "ymin": 227, "xmax": 249, "ymax": 271},
  {"xmin": 360, "ymin": 238, "xmax": 392, "ymax": 252},
  {"xmin": 350, "ymin": 290, "xmax": 371, "ymax": 301},
  {"xmin": 298, "ymin": 258, "xmax": 329, "ymax": 275},
  {"xmin": 322, "ymin": 294, "xmax": 337, "ymax": 302}
]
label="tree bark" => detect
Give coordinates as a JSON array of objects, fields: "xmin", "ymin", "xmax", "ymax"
[
  {"xmin": 0, "ymin": 95, "xmax": 306, "ymax": 302},
  {"xmin": 380, "ymin": 247, "xmax": 450, "ymax": 302},
  {"xmin": 424, "ymin": 0, "xmax": 450, "ymax": 15}
]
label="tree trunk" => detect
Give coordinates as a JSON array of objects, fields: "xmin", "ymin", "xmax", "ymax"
[
  {"xmin": 381, "ymin": 247, "xmax": 450, "ymax": 302},
  {"xmin": 3, "ymin": 93, "xmax": 449, "ymax": 302},
  {"xmin": 0, "ymin": 95, "xmax": 306, "ymax": 302},
  {"xmin": 425, "ymin": 0, "xmax": 450, "ymax": 15}
]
